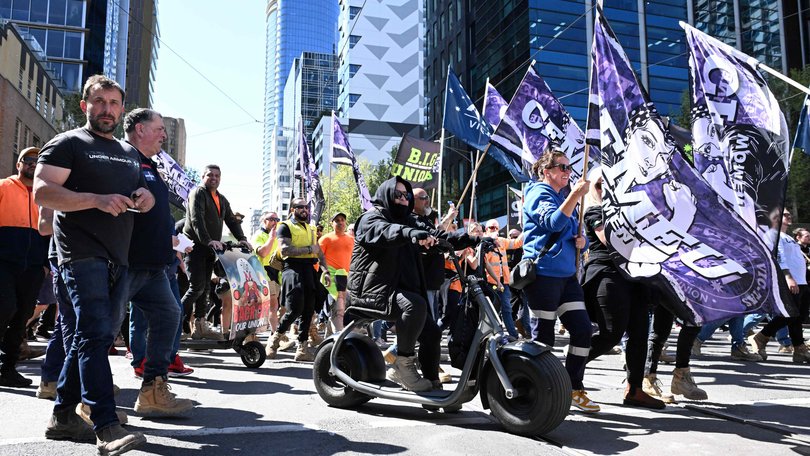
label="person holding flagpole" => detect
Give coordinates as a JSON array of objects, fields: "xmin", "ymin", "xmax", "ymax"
[{"xmin": 521, "ymin": 146, "xmax": 598, "ymax": 413}]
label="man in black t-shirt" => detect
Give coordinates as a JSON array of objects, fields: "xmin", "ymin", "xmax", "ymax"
[{"xmin": 34, "ymin": 75, "xmax": 152, "ymax": 453}]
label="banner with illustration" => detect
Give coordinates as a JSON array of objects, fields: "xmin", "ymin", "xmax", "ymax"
[
  {"xmin": 216, "ymin": 250, "xmax": 272, "ymax": 340},
  {"xmin": 586, "ymin": 6, "xmax": 790, "ymax": 325},
  {"xmin": 153, "ymin": 151, "xmax": 194, "ymax": 209}
]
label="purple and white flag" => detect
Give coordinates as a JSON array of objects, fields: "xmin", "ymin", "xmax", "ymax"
[
  {"xmin": 683, "ymin": 22, "xmax": 791, "ymax": 238},
  {"xmin": 489, "ymin": 66, "xmax": 599, "ymax": 183},
  {"xmin": 152, "ymin": 151, "xmax": 193, "ymax": 209},
  {"xmin": 586, "ymin": 6, "xmax": 789, "ymax": 325},
  {"xmin": 332, "ymin": 114, "xmax": 373, "ymax": 212},
  {"xmin": 297, "ymin": 118, "xmax": 325, "ymax": 223},
  {"xmin": 483, "ymin": 83, "xmax": 529, "ymax": 182}
]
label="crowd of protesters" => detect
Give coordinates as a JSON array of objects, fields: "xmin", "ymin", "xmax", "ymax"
[{"xmin": 1, "ymin": 76, "xmax": 809, "ymax": 455}]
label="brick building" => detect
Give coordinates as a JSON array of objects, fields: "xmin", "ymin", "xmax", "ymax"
[{"xmin": 0, "ymin": 20, "xmax": 63, "ymax": 176}]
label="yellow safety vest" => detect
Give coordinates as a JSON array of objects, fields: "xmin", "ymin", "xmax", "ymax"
[{"xmin": 280, "ymin": 220, "xmax": 317, "ymax": 260}]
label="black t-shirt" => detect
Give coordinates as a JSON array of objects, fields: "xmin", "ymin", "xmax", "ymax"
[
  {"xmin": 128, "ymin": 151, "xmax": 174, "ymax": 267},
  {"xmin": 583, "ymin": 205, "xmax": 611, "ymax": 264},
  {"xmin": 39, "ymin": 128, "xmax": 144, "ymax": 266}
]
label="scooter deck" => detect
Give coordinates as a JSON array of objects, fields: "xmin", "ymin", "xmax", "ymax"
[{"xmin": 358, "ymin": 379, "xmax": 455, "ymax": 398}]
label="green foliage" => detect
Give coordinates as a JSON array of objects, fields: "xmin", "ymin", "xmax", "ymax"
[
  {"xmin": 319, "ymin": 157, "xmax": 393, "ymax": 231},
  {"xmin": 670, "ymin": 89, "xmax": 692, "ymax": 128},
  {"xmin": 58, "ymin": 93, "xmax": 85, "ymax": 133}
]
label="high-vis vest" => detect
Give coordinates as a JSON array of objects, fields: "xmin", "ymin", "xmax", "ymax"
[
  {"xmin": 485, "ymin": 237, "xmax": 523, "ymax": 285},
  {"xmin": 280, "ymin": 220, "xmax": 317, "ymax": 260}
]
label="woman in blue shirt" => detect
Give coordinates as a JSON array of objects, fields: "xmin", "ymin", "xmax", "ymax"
[{"xmin": 522, "ymin": 147, "xmax": 597, "ymax": 413}]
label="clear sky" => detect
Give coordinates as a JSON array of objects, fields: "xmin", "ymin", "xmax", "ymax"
[{"xmin": 152, "ymin": 0, "xmax": 266, "ymax": 215}]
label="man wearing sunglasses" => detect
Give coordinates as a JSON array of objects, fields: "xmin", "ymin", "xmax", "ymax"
[
  {"xmin": 0, "ymin": 147, "xmax": 50, "ymax": 388},
  {"xmin": 481, "ymin": 219, "xmax": 523, "ymax": 339},
  {"xmin": 266, "ymin": 199, "xmax": 331, "ymax": 362}
]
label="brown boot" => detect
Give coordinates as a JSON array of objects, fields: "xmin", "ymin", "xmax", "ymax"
[
  {"xmin": 76, "ymin": 403, "xmax": 128, "ymax": 426},
  {"xmin": 278, "ymin": 333, "xmax": 296, "ymax": 352},
  {"xmin": 623, "ymin": 384, "xmax": 665, "ymax": 409},
  {"xmin": 19, "ymin": 340, "xmax": 45, "ymax": 360},
  {"xmin": 265, "ymin": 331, "xmax": 284, "ymax": 359},
  {"xmin": 308, "ymin": 323, "xmax": 324, "ymax": 346},
  {"xmin": 95, "ymin": 424, "xmax": 145, "ymax": 455},
  {"xmin": 134, "ymin": 377, "xmax": 193, "ymax": 416},
  {"xmin": 386, "ymin": 355, "xmax": 431, "ymax": 392},
  {"xmin": 748, "ymin": 332, "xmax": 770, "ymax": 361},
  {"xmin": 642, "ymin": 374, "xmax": 675, "ymax": 404},
  {"xmin": 294, "ymin": 340, "xmax": 316, "ymax": 362},
  {"xmin": 671, "ymin": 367, "xmax": 708, "ymax": 400},
  {"xmin": 191, "ymin": 318, "xmax": 223, "ymax": 341},
  {"xmin": 793, "ymin": 344, "xmax": 810, "ymax": 364}
]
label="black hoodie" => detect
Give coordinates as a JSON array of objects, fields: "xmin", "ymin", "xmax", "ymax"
[{"xmin": 347, "ymin": 177, "xmax": 479, "ymax": 317}]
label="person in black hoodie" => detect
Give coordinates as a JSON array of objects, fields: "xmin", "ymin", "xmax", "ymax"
[{"xmin": 347, "ymin": 177, "xmax": 479, "ymax": 391}]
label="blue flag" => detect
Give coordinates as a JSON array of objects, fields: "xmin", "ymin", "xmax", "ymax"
[
  {"xmin": 443, "ymin": 66, "xmax": 492, "ymax": 151},
  {"xmin": 793, "ymin": 92, "xmax": 810, "ymax": 154},
  {"xmin": 587, "ymin": 6, "xmax": 789, "ymax": 325}
]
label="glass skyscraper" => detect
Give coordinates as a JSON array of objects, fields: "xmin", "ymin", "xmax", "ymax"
[{"xmin": 262, "ymin": 0, "xmax": 338, "ymax": 212}]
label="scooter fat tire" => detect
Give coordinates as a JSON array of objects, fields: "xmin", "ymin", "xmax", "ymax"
[{"xmin": 313, "ymin": 341, "xmax": 371, "ymax": 408}]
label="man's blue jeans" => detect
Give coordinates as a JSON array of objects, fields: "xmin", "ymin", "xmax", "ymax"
[
  {"xmin": 55, "ymin": 258, "xmax": 127, "ymax": 431},
  {"xmin": 697, "ymin": 315, "xmax": 745, "ymax": 347},
  {"xmin": 126, "ymin": 267, "xmax": 181, "ymax": 382},
  {"xmin": 40, "ymin": 260, "xmax": 71, "ymax": 383},
  {"xmin": 743, "ymin": 312, "xmax": 791, "ymax": 346},
  {"xmin": 493, "ymin": 285, "xmax": 517, "ymax": 338}
]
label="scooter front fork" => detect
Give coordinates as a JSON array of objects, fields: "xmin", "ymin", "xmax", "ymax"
[{"xmin": 487, "ymin": 337, "xmax": 517, "ymax": 399}]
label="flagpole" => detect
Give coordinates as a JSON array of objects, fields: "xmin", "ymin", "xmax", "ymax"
[
  {"xmin": 757, "ymin": 64, "xmax": 810, "ymax": 96},
  {"xmin": 438, "ymin": 64, "xmax": 454, "ymax": 221},
  {"xmin": 468, "ymin": 77, "xmax": 491, "ymax": 222},
  {"xmin": 576, "ymin": 11, "xmax": 597, "ymax": 276}
]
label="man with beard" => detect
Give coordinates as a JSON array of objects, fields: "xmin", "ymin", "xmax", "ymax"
[
  {"xmin": 0, "ymin": 147, "xmax": 50, "ymax": 388},
  {"xmin": 35, "ymin": 75, "xmax": 154, "ymax": 454},
  {"xmin": 265, "ymin": 198, "xmax": 331, "ymax": 362},
  {"xmin": 181, "ymin": 165, "xmax": 249, "ymax": 340}
]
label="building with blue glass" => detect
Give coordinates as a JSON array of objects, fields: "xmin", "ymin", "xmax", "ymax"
[
  {"xmin": 262, "ymin": 0, "xmax": 338, "ymax": 213},
  {"xmin": 426, "ymin": 0, "xmax": 793, "ymax": 222}
]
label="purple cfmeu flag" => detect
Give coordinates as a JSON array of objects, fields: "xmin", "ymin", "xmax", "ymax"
[
  {"xmin": 587, "ymin": 6, "xmax": 789, "ymax": 325},
  {"xmin": 297, "ymin": 118, "xmax": 325, "ymax": 223},
  {"xmin": 683, "ymin": 22, "xmax": 791, "ymax": 237},
  {"xmin": 331, "ymin": 114, "xmax": 373, "ymax": 212},
  {"xmin": 489, "ymin": 65, "xmax": 598, "ymax": 183},
  {"xmin": 483, "ymin": 83, "xmax": 530, "ymax": 182}
]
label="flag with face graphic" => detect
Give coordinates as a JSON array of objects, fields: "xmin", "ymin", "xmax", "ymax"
[
  {"xmin": 683, "ymin": 22, "xmax": 791, "ymax": 238},
  {"xmin": 297, "ymin": 118, "xmax": 325, "ymax": 223},
  {"xmin": 587, "ymin": 6, "xmax": 790, "ymax": 325},
  {"xmin": 332, "ymin": 114, "xmax": 373, "ymax": 212},
  {"xmin": 489, "ymin": 65, "xmax": 599, "ymax": 183}
]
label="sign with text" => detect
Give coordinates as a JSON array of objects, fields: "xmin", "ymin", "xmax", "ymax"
[{"xmin": 391, "ymin": 135, "xmax": 440, "ymax": 189}]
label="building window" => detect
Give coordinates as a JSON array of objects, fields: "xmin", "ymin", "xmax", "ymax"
[
  {"xmin": 349, "ymin": 35, "xmax": 360, "ymax": 49},
  {"xmin": 349, "ymin": 6, "xmax": 361, "ymax": 19},
  {"xmin": 457, "ymin": 33, "xmax": 463, "ymax": 62},
  {"xmin": 440, "ymin": 12, "xmax": 445, "ymax": 40},
  {"xmin": 449, "ymin": 2, "xmax": 455, "ymax": 25},
  {"xmin": 35, "ymin": 91, "xmax": 42, "ymax": 111},
  {"xmin": 349, "ymin": 64, "xmax": 361, "ymax": 77},
  {"xmin": 457, "ymin": 0, "xmax": 463, "ymax": 20},
  {"xmin": 13, "ymin": 119, "xmax": 22, "ymax": 154},
  {"xmin": 349, "ymin": 93, "xmax": 361, "ymax": 107},
  {"xmin": 32, "ymin": 135, "xmax": 40, "ymax": 147}
]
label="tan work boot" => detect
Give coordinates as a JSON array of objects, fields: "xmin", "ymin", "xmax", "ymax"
[
  {"xmin": 37, "ymin": 380, "xmax": 57, "ymax": 400},
  {"xmin": 96, "ymin": 424, "xmax": 146, "ymax": 455},
  {"xmin": 671, "ymin": 367, "xmax": 708, "ymax": 400},
  {"xmin": 265, "ymin": 331, "xmax": 284, "ymax": 359},
  {"xmin": 386, "ymin": 355, "xmax": 432, "ymax": 392},
  {"xmin": 748, "ymin": 332, "xmax": 770, "ymax": 361},
  {"xmin": 793, "ymin": 344, "xmax": 810, "ymax": 364},
  {"xmin": 191, "ymin": 318, "xmax": 223, "ymax": 341},
  {"xmin": 278, "ymin": 333, "xmax": 296, "ymax": 352},
  {"xmin": 308, "ymin": 323, "xmax": 324, "ymax": 346},
  {"xmin": 134, "ymin": 377, "xmax": 193, "ymax": 416},
  {"xmin": 76, "ymin": 403, "xmax": 128, "ymax": 426},
  {"xmin": 642, "ymin": 374, "xmax": 675, "ymax": 403},
  {"xmin": 294, "ymin": 340, "xmax": 316, "ymax": 362}
]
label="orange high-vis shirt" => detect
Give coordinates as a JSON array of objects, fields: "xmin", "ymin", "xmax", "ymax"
[
  {"xmin": 318, "ymin": 231, "xmax": 354, "ymax": 271},
  {"xmin": 485, "ymin": 236, "xmax": 523, "ymax": 285},
  {"xmin": 211, "ymin": 191, "xmax": 221, "ymax": 216}
]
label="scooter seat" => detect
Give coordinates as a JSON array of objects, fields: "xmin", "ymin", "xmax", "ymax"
[{"xmin": 345, "ymin": 306, "xmax": 389, "ymax": 322}]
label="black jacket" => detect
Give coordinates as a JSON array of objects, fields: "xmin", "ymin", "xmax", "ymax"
[
  {"xmin": 183, "ymin": 185, "xmax": 245, "ymax": 246},
  {"xmin": 347, "ymin": 177, "xmax": 478, "ymax": 318}
]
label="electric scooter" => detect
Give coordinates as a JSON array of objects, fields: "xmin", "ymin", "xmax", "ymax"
[{"xmin": 312, "ymin": 238, "xmax": 571, "ymax": 437}]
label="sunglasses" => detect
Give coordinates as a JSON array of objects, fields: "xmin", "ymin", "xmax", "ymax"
[
  {"xmin": 265, "ymin": 217, "xmax": 280, "ymax": 222},
  {"xmin": 20, "ymin": 156, "xmax": 37, "ymax": 165},
  {"xmin": 293, "ymin": 204, "xmax": 309, "ymax": 210},
  {"xmin": 393, "ymin": 190, "xmax": 412, "ymax": 201},
  {"xmin": 546, "ymin": 163, "xmax": 574, "ymax": 172},
  {"xmin": 486, "ymin": 226, "xmax": 498, "ymax": 231},
  {"xmin": 416, "ymin": 195, "xmax": 430, "ymax": 201}
]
